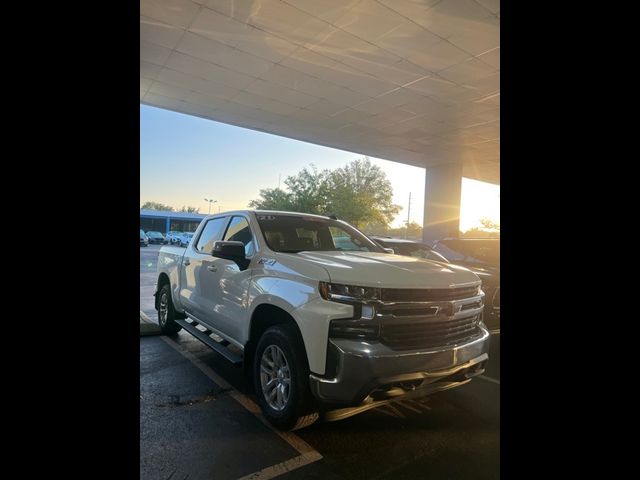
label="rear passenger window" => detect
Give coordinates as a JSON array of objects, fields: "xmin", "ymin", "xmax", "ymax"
[
  {"xmin": 223, "ymin": 216, "xmax": 255, "ymax": 256},
  {"xmin": 196, "ymin": 217, "xmax": 228, "ymax": 253}
]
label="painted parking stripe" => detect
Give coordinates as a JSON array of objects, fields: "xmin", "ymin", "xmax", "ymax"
[
  {"xmin": 396, "ymin": 400, "xmax": 423, "ymax": 414},
  {"xmin": 159, "ymin": 336, "xmax": 323, "ymax": 477},
  {"xmin": 237, "ymin": 452, "xmax": 323, "ymax": 480},
  {"xmin": 385, "ymin": 404, "xmax": 407, "ymax": 419},
  {"xmin": 376, "ymin": 406, "xmax": 401, "ymax": 418},
  {"xmin": 406, "ymin": 398, "xmax": 432, "ymax": 411},
  {"xmin": 477, "ymin": 375, "xmax": 500, "ymax": 385}
]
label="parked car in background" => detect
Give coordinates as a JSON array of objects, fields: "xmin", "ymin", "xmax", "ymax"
[
  {"xmin": 432, "ymin": 238, "xmax": 500, "ymax": 331},
  {"xmin": 140, "ymin": 229, "xmax": 149, "ymax": 247},
  {"xmin": 371, "ymin": 236, "xmax": 450, "ymax": 263},
  {"xmin": 146, "ymin": 231, "xmax": 166, "ymax": 245},
  {"xmin": 178, "ymin": 232, "xmax": 195, "ymax": 247},
  {"xmin": 165, "ymin": 231, "xmax": 182, "ymax": 245}
]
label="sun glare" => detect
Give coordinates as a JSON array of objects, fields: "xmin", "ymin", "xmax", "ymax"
[{"xmin": 460, "ymin": 178, "xmax": 500, "ymax": 232}]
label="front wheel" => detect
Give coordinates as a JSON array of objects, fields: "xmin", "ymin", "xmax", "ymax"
[
  {"xmin": 253, "ymin": 325, "xmax": 318, "ymax": 430},
  {"xmin": 157, "ymin": 284, "xmax": 182, "ymax": 335}
]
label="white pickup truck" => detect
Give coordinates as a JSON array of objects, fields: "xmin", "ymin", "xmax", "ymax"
[{"xmin": 155, "ymin": 210, "xmax": 490, "ymax": 430}]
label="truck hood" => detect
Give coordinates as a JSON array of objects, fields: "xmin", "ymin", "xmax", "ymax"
[{"xmin": 291, "ymin": 251, "xmax": 480, "ymax": 289}]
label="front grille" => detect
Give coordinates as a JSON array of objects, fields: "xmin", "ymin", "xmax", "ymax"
[
  {"xmin": 381, "ymin": 285, "xmax": 478, "ymax": 302},
  {"xmin": 380, "ymin": 315, "xmax": 481, "ymax": 350}
]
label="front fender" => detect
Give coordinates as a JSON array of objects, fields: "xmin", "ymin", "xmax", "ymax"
[{"xmin": 247, "ymin": 275, "xmax": 353, "ymax": 375}]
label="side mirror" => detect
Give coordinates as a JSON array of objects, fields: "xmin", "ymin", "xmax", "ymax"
[
  {"xmin": 212, "ymin": 241, "xmax": 250, "ymax": 270},
  {"xmin": 383, "ymin": 247, "xmax": 395, "ymax": 254}
]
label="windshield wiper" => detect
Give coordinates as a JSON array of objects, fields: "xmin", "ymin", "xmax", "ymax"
[{"xmin": 278, "ymin": 250, "xmax": 303, "ymax": 253}]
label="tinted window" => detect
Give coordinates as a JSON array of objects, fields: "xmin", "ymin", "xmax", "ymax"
[
  {"xmin": 434, "ymin": 239, "xmax": 500, "ymax": 265},
  {"xmin": 256, "ymin": 214, "xmax": 383, "ymax": 253},
  {"xmin": 223, "ymin": 216, "xmax": 255, "ymax": 256},
  {"xmin": 196, "ymin": 217, "xmax": 228, "ymax": 253}
]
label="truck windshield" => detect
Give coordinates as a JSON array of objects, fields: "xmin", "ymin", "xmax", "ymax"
[{"xmin": 256, "ymin": 214, "xmax": 384, "ymax": 254}]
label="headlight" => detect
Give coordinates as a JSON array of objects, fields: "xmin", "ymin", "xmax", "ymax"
[{"xmin": 319, "ymin": 282, "xmax": 380, "ymax": 303}]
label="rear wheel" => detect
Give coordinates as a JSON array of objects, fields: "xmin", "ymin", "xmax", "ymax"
[
  {"xmin": 253, "ymin": 325, "xmax": 318, "ymax": 430},
  {"xmin": 157, "ymin": 284, "xmax": 182, "ymax": 335}
]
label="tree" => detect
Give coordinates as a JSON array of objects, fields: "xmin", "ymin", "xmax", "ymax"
[
  {"xmin": 179, "ymin": 206, "xmax": 200, "ymax": 213},
  {"xmin": 326, "ymin": 157, "xmax": 400, "ymax": 228},
  {"xmin": 402, "ymin": 221, "xmax": 423, "ymax": 239},
  {"xmin": 248, "ymin": 165, "xmax": 330, "ymax": 214},
  {"xmin": 248, "ymin": 187, "xmax": 294, "ymax": 211},
  {"xmin": 363, "ymin": 221, "xmax": 423, "ymax": 239},
  {"xmin": 284, "ymin": 165, "xmax": 331, "ymax": 214},
  {"xmin": 141, "ymin": 201, "xmax": 174, "ymax": 211},
  {"xmin": 248, "ymin": 157, "xmax": 401, "ymax": 228},
  {"xmin": 479, "ymin": 217, "xmax": 500, "ymax": 231}
]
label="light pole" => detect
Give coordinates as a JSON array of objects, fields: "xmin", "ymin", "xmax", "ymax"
[{"xmin": 204, "ymin": 198, "xmax": 217, "ymax": 214}]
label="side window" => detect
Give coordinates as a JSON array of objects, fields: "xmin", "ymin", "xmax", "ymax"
[
  {"xmin": 223, "ymin": 216, "xmax": 255, "ymax": 256},
  {"xmin": 196, "ymin": 217, "xmax": 228, "ymax": 253}
]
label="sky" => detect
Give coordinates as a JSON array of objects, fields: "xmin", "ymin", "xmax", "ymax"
[{"xmin": 140, "ymin": 105, "xmax": 499, "ymax": 231}]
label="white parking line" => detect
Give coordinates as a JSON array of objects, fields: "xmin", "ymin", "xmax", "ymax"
[
  {"xmin": 477, "ymin": 375, "xmax": 500, "ymax": 385},
  {"xmin": 159, "ymin": 336, "xmax": 323, "ymax": 478}
]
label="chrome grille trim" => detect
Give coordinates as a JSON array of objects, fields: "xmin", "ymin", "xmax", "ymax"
[{"xmin": 373, "ymin": 290, "xmax": 485, "ymax": 350}]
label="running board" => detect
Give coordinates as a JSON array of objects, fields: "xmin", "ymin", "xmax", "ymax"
[{"xmin": 175, "ymin": 319, "xmax": 243, "ymax": 365}]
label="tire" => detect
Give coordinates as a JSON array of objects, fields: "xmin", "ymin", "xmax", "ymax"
[
  {"xmin": 157, "ymin": 284, "xmax": 182, "ymax": 335},
  {"xmin": 253, "ymin": 325, "xmax": 319, "ymax": 430}
]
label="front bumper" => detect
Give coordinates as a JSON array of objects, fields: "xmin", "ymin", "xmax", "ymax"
[{"xmin": 309, "ymin": 325, "xmax": 490, "ymax": 405}]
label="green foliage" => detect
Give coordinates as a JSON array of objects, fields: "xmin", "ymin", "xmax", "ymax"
[
  {"xmin": 248, "ymin": 158, "xmax": 400, "ymax": 229},
  {"xmin": 364, "ymin": 221, "xmax": 423, "ymax": 239},
  {"xmin": 141, "ymin": 201, "xmax": 174, "ymax": 211},
  {"xmin": 479, "ymin": 217, "xmax": 500, "ymax": 231},
  {"xmin": 461, "ymin": 217, "xmax": 500, "ymax": 237},
  {"xmin": 461, "ymin": 227, "xmax": 500, "ymax": 238},
  {"xmin": 283, "ymin": 165, "xmax": 331, "ymax": 214},
  {"xmin": 327, "ymin": 158, "xmax": 400, "ymax": 228},
  {"xmin": 248, "ymin": 187, "xmax": 294, "ymax": 211},
  {"xmin": 179, "ymin": 206, "xmax": 200, "ymax": 213},
  {"xmin": 249, "ymin": 166, "xmax": 330, "ymax": 214}
]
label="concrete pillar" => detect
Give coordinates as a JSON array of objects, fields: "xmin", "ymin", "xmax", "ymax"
[
  {"xmin": 422, "ymin": 163, "xmax": 463, "ymax": 244},
  {"xmin": 165, "ymin": 217, "xmax": 171, "ymax": 234}
]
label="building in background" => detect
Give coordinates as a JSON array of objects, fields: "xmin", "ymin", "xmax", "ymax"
[{"xmin": 140, "ymin": 209, "xmax": 206, "ymax": 234}]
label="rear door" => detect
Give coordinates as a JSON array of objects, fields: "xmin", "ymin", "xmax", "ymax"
[{"xmin": 178, "ymin": 216, "xmax": 229, "ymax": 321}]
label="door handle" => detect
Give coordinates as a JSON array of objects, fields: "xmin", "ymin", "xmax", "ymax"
[
  {"xmin": 183, "ymin": 259, "xmax": 191, "ymax": 266},
  {"xmin": 207, "ymin": 265, "xmax": 217, "ymax": 272}
]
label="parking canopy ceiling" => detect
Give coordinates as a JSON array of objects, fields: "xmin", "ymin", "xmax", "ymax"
[{"xmin": 141, "ymin": 0, "xmax": 500, "ymax": 184}]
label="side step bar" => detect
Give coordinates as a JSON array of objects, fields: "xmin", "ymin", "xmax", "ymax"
[{"xmin": 175, "ymin": 318, "xmax": 243, "ymax": 365}]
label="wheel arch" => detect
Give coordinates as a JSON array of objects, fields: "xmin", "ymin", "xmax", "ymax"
[
  {"xmin": 154, "ymin": 273, "xmax": 171, "ymax": 310},
  {"xmin": 245, "ymin": 303, "xmax": 307, "ymax": 379}
]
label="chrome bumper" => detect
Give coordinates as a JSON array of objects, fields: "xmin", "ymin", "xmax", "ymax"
[{"xmin": 309, "ymin": 325, "xmax": 490, "ymax": 405}]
